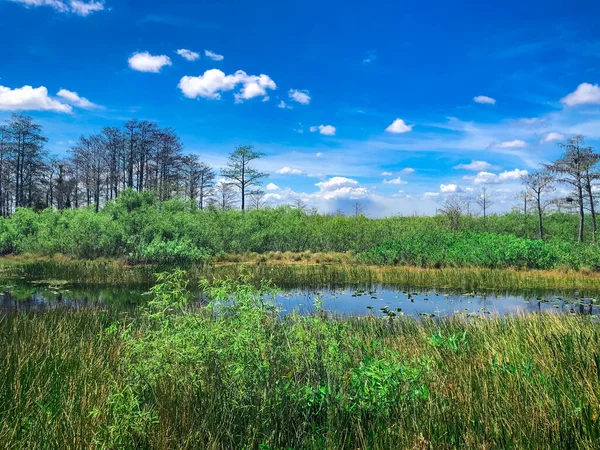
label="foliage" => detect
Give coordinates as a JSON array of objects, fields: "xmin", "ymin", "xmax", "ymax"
[
  {"xmin": 1, "ymin": 190, "xmax": 600, "ymax": 269},
  {"xmin": 2, "ymin": 273, "xmax": 600, "ymax": 449}
]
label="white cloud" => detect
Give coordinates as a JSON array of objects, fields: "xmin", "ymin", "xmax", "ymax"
[
  {"xmin": 561, "ymin": 83, "xmax": 600, "ymax": 107},
  {"xmin": 10, "ymin": 0, "xmax": 104, "ymax": 16},
  {"xmin": 470, "ymin": 169, "xmax": 528, "ymax": 184},
  {"xmin": 266, "ymin": 183, "xmax": 280, "ymax": 191},
  {"xmin": 204, "ymin": 50, "xmax": 224, "ymax": 61},
  {"xmin": 178, "ymin": 69, "xmax": 276, "ymax": 102},
  {"xmin": 495, "ymin": 139, "xmax": 527, "ymax": 148},
  {"xmin": 385, "ymin": 118, "xmax": 413, "ymax": 134},
  {"xmin": 540, "ymin": 132, "xmax": 565, "ymax": 144},
  {"xmin": 383, "ymin": 176, "xmax": 407, "ymax": 185},
  {"xmin": 315, "ymin": 176, "xmax": 369, "ymax": 200},
  {"xmin": 128, "ymin": 52, "xmax": 172, "ymax": 73},
  {"xmin": 0, "ymin": 85, "xmax": 72, "ymax": 113},
  {"xmin": 381, "ymin": 171, "xmax": 393, "ymax": 176},
  {"xmin": 69, "ymin": 0, "xmax": 103, "ymax": 16},
  {"xmin": 315, "ymin": 152, "xmax": 323, "ymax": 158},
  {"xmin": 453, "ymin": 160, "xmax": 494, "ymax": 171},
  {"xmin": 176, "ymin": 49, "xmax": 200, "ymax": 61},
  {"xmin": 278, "ymin": 100, "xmax": 292, "ymax": 109},
  {"xmin": 393, "ymin": 190, "xmax": 410, "ymax": 198},
  {"xmin": 288, "ymin": 89, "xmax": 311, "ymax": 105},
  {"xmin": 401, "ymin": 168, "xmax": 415, "ymax": 174},
  {"xmin": 362, "ymin": 51, "xmax": 377, "ymax": 64},
  {"xmin": 474, "ymin": 95, "xmax": 496, "ymax": 105},
  {"xmin": 499, "ymin": 168, "xmax": 528, "ymax": 181},
  {"xmin": 309, "ymin": 124, "xmax": 336, "ymax": 136},
  {"xmin": 56, "ymin": 89, "xmax": 99, "ymax": 109},
  {"xmin": 440, "ymin": 183, "xmax": 461, "ymax": 193},
  {"xmin": 276, "ymin": 167, "xmax": 303, "ymax": 175},
  {"xmin": 423, "ymin": 192, "xmax": 440, "ymax": 199}
]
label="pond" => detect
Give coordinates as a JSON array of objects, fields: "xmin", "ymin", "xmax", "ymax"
[{"xmin": 1, "ymin": 276, "xmax": 597, "ymax": 318}]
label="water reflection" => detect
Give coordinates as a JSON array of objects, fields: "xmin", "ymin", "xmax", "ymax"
[{"xmin": 1, "ymin": 278, "xmax": 597, "ymax": 318}]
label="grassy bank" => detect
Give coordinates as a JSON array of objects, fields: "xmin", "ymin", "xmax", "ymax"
[
  {"xmin": 1, "ymin": 273, "xmax": 600, "ymax": 449},
  {"xmin": 1, "ymin": 191, "xmax": 600, "ymax": 270}
]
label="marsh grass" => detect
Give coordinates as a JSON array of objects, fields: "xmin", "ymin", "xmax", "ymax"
[
  {"xmin": 3, "ymin": 255, "xmax": 600, "ymax": 296},
  {"xmin": 2, "ymin": 272, "xmax": 600, "ymax": 449}
]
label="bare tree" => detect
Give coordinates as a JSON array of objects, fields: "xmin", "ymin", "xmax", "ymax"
[
  {"xmin": 515, "ymin": 189, "xmax": 534, "ymax": 215},
  {"xmin": 545, "ymin": 136, "xmax": 599, "ymax": 242},
  {"xmin": 475, "ymin": 187, "xmax": 493, "ymax": 230},
  {"xmin": 352, "ymin": 202, "xmax": 366, "ymax": 218},
  {"xmin": 221, "ymin": 145, "xmax": 268, "ymax": 211},
  {"xmin": 522, "ymin": 171, "xmax": 555, "ymax": 240},
  {"xmin": 212, "ymin": 182, "xmax": 237, "ymax": 210},
  {"xmin": 439, "ymin": 195, "xmax": 468, "ymax": 231},
  {"xmin": 248, "ymin": 189, "xmax": 266, "ymax": 210},
  {"xmin": 292, "ymin": 197, "xmax": 307, "ymax": 211}
]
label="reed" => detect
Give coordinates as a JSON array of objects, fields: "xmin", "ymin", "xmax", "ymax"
[{"xmin": 1, "ymin": 273, "xmax": 600, "ymax": 449}]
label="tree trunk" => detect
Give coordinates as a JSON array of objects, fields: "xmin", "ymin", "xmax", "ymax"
[
  {"xmin": 578, "ymin": 184, "xmax": 585, "ymax": 242},
  {"xmin": 537, "ymin": 194, "xmax": 544, "ymax": 240}
]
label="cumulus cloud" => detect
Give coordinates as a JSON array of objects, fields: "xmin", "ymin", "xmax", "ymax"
[
  {"xmin": 453, "ymin": 160, "xmax": 494, "ymax": 171},
  {"xmin": 11, "ymin": 0, "xmax": 104, "ymax": 16},
  {"xmin": 440, "ymin": 183, "xmax": 461, "ymax": 193},
  {"xmin": 204, "ymin": 50, "xmax": 224, "ymax": 61},
  {"xmin": 128, "ymin": 52, "xmax": 172, "ymax": 73},
  {"xmin": 0, "ymin": 85, "xmax": 72, "ymax": 113},
  {"xmin": 401, "ymin": 168, "xmax": 415, "ymax": 174},
  {"xmin": 381, "ymin": 171, "xmax": 393, "ymax": 176},
  {"xmin": 309, "ymin": 125, "xmax": 336, "ymax": 136},
  {"xmin": 540, "ymin": 132, "xmax": 565, "ymax": 144},
  {"xmin": 278, "ymin": 100, "xmax": 292, "ymax": 109},
  {"xmin": 276, "ymin": 167, "xmax": 303, "ymax": 175},
  {"xmin": 265, "ymin": 183, "xmax": 280, "ymax": 191},
  {"xmin": 470, "ymin": 169, "xmax": 528, "ymax": 184},
  {"xmin": 315, "ymin": 176, "xmax": 369, "ymax": 200},
  {"xmin": 288, "ymin": 89, "xmax": 311, "ymax": 105},
  {"xmin": 385, "ymin": 118, "xmax": 413, "ymax": 134},
  {"xmin": 495, "ymin": 139, "xmax": 527, "ymax": 148},
  {"xmin": 56, "ymin": 89, "xmax": 99, "ymax": 109},
  {"xmin": 383, "ymin": 177, "xmax": 407, "ymax": 185},
  {"xmin": 176, "ymin": 49, "xmax": 200, "ymax": 61},
  {"xmin": 362, "ymin": 51, "xmax": 377, "ymax": 64},
  {"xmin": 178, "ymin": 69, "xmax": 276, "ymax": 102},
  {"xmin": 423, "ymin": 192, "xmax": 440, "ymax": 199},
  {"xmin": 474, "ymin": 95, "xmax": 496, "ymax": 105},
  {"xmin": 561, "ymin": 83, "xmax": 600, "ymax": 107},
  {"xmin": 315, "ymin": 152, "xmax": 323, "ymax": 158}
]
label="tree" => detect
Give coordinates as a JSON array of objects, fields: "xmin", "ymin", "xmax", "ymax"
[
  {"xmin": 515, "ymin": 189, "xmax": 534, "ymax": 215},
  {"xmin": 352, "ymin": 202, "xmax": 366, "ymax": 218},
  {"xmin": 221, "ymin": 145, "xmax": 268, "ymax": 211},
  {"xmin": 248, "ymin": 189, "xmax": 266, "ymax": 210},
  {"xmin": 545, "ymin": 136, "xmax": 599, "ymax": 242},
  {"xmin": 292, "ymin": 198, "xmax": 307, "ymax": 211},
  {"xmin": 212, "ymin": 182, "xmax": 237, "ymax": 210},
  {"xmin": 439, "ymin": 195, "xmax": 468, "ymax": 230},
  {"xmin": 197, "ymin": 162, "xmax": 216, "ymax": 210},
  {"xmin": 475, "ymin": 187, "xmax": 493, "ymax": 229},
  {"xmin": 522, "ymin": 171, "xmax": 555, "ymax": 240}
]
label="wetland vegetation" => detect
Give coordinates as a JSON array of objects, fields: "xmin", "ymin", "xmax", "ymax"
[{"xmin": 2, "ymin": 271, "xmax": 600, "ymax": 449}]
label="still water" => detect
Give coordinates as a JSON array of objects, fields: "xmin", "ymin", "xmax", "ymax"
[{"xmin": 0, "ymin": 277, "xmax": 597, "ymax": 317}]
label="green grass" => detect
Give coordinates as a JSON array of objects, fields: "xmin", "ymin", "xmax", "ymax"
[{"xmin": 2, "ymin": 272, "xmax": 600, "ymax": 449}]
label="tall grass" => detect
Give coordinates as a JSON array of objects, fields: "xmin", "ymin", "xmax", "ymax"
[{"xmin": 2, "ymin": 272, "xmax": 600, "ymax": 449}]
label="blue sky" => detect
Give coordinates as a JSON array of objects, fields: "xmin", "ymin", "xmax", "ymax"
[{"xmin": 1, "ymin": 0, "xmax": 600, "ymax": 215}]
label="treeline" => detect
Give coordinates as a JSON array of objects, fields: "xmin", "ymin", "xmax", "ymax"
[
  {"xmin": 441, "ymin": 135, "xmax": 600, "ymax": 243},
  {"xmin": 0, "ymin": 114, "xmax": 267, "ymax": 216}
]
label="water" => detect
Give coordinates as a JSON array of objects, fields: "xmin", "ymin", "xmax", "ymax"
[{"xmin": 0, "ymin": 277, "xmax": 597, "ymax": 317}]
